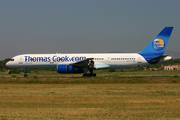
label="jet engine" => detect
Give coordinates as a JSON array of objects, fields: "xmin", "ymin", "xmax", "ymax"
[{"xmin": 57, "ymin": 64, "xmax": 83, "ymax": 73}]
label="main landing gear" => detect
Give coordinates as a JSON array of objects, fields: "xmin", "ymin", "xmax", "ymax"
[{"xmin": 83, "ymin": 60, "xmax": 96, "ymax": 77}]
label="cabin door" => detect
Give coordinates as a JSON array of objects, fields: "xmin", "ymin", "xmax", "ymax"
[
  {"xmin": 107, "ymin": 57, "xmax": 111, "ymax": 63},
  {"xmin": 19, "ymin": 57, "xmax": 23, "ymax": 64},
  {"xmin": 138, "ymin": 57, "xmax": 142, "ymax": 63}
]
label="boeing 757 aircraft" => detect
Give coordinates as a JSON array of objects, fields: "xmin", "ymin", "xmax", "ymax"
[{"xmin": 6, "ymin": 27, "xmax": 173, "ymax": 77}]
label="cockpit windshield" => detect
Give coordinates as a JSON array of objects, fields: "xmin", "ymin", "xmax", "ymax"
[{"xmin": 10, "ymin": 59, "xmax": 14, "ymax": 61}]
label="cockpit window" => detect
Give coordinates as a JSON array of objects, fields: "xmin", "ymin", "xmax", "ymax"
[{"xmin": 10, "ymin": 59, "xmax": 14, "ymax": 61}]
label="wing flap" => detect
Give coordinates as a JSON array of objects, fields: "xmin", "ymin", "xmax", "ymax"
[{"xmin": 71, "ymin": 58, "xmax": 93, "ymax": 67}]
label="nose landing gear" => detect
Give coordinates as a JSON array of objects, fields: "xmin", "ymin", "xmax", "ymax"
[{"xmin": 21, "ymin": 68, "xmax": 27, "ymax": 77}]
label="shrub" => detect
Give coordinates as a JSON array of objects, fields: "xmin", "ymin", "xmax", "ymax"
[
  {"xmin": 33, "ymin": 76, "xmax": 38, "ymax": 79},
  {"xmin": 109, "ymin": 69, "xmax": 116, "ymax": 72},
  {"xmin": 172, "ymin": 80, "xmax": 177, "ymax": 83},
  {"xmin": 173, "ymin": 75, "xmax": 179, "ymax": 78},
  {"xmin": 26, "ymin": 69, "xmax": 31, "ymax": 73},
  {"xmin": 8, "ymin": 69, "xmax": 21, "ymax": 74},
  {"xmin": 121, "ymin": 69, "xmax": 124, "ymax": 72},
  {"xmin": 12, "ymin": 75, "xmax": 16, "ymax": 77}
]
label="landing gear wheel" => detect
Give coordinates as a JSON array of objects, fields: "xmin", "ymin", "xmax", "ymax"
[
  {"xmin": 83, "ymin": 73, "xmax": 87, "ymax": 77},
  {"xmin": 24, "ymin": 74, "xmax": 27, "ymax": 77},
  {"xmin": 83, "ymin": 73, "xmax": 96, "ymax": 77},
  {"xmin": 92, "ymin": 73, "xmax": 96, "ymax": 77}
]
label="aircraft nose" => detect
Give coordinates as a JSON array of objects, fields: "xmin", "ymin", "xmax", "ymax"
[{"xmin": 6, "ymin": 62, "xmax": 10, "ymax": 67}]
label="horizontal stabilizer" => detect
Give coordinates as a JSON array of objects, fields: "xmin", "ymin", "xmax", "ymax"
[{"xmin": 148, "ymin": 54, "xmax": 168, "ymax": 61}]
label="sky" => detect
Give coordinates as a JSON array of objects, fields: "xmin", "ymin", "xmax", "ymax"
[{"xmin": 0, "ymin": 0, "xmax": 180, "ymax": 60}]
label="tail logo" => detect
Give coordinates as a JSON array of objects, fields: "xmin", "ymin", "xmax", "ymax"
[{"xmin": 152, "ymin": 38, "xmax": 165, "ymax": 51}]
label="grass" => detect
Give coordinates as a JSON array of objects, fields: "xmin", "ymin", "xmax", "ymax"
[
  {"xmin": 2, "ymin": 69, "xmax": 180, "ymax": 78},
  {"xmin": 0, "ymin": 76, "xmax": 180, "ymax": 84},
  {"xmin": 0, "ymin": 84, "xmax": 180, "ymax": 119},
  {"xmin": 1, "ymin": 70, "xmax": 180, "ymax": 119}
]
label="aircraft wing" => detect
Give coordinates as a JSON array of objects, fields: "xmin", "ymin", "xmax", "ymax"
[
  {"xmin": 148, "ymin": 54, "xmax": 169, "ymax": 61},
  {"xmin": 71, "ymin": 58, "xmax": 110, "ymax": 69},
  {"xmin": 71, "ymin": 58, "xmax": 94, "ymax": 67},
  {"xmin": 95, "ymin": 64, "xmax": 110, "ymax": 69}
]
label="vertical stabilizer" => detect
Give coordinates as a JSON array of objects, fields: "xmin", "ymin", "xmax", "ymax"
[{"xmin": 138, "ymin": 27, "xmax": 173, "ymax": 59}]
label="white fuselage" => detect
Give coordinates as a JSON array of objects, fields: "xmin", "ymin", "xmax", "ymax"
[{"xmin": 6, "ymin": 53, "xmax": 170, "ymax": 69}]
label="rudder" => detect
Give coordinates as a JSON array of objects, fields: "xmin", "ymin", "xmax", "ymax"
[{"xmin": 139, "ymin": 27, "xmax": 173, "ymax": 56}]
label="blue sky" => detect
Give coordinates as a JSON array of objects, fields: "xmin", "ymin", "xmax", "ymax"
[{"xmin": 0, "ymin": 0, "xmax": 180, "ymax": 60}]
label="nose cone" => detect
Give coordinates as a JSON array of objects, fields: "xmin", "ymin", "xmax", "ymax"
[
  {"xmin": 6, "ymin": 61, "xmax": 16, "ymax": 68},
  {"xmin": 6, "ymin": 62, "xmax": 10, "ymax": 67}
]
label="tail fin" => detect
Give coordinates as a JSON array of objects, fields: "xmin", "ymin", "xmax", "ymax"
[{"xmin": 138, "ymin": 27, "xmax": 173, "ymax": 57}]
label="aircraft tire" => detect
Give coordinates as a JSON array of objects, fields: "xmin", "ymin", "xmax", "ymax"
[
  {"xmin": 83, "ymin": 73, "xmax": 87, "ymax": 77},
  {"xmin": 92, "ymin": 73, "xmax": 96, "ymax": 77},
  {"xmin": 24, "ymin": 74, "xmax": 27, "ymax": 77},
  {"xmin": 83, "ymin": 73, "xmax": 96, "ymax": 77}
]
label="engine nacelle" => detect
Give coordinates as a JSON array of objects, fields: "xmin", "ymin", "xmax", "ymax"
[
  {"xmin": 57, "ymin": 65, "xmax": 76, "ymax": 73},
  {"xmin": 57, "ymin": 64, "xmax": 84, "ymax": 73}
]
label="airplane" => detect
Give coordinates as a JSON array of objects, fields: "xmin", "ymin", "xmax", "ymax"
[{"xmin": 6, "ymin": 27, "xmax": 173, "ymax": 77}]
